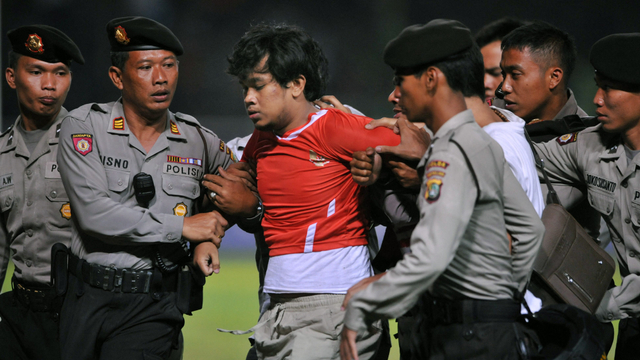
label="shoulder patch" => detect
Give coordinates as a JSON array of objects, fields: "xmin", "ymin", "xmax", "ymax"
[
  {"xmin": 425, "ymin": 178, "xmax": 443, "ymax": 203},
  {"xmin": 427, "ymin": 160, "xmax": 449, "ymax": 169},
  {"xmin": 556, "ymin": 132, "xmax": 578, "ymax": 146},
  {"xmin": 72, "ymin": 133, "xmax": 93, "ymax": 155}
]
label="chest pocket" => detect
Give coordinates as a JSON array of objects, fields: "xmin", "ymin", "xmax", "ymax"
[
  {"xmin": 45, "ymin": 179, "xmax": 72, "ymax": 231},
  {"xmin": 0, "ymin": 188, "xmax": 14, "ymax": 213},
  {"xmin": 587, "ymin": 189, "xmax": 615, "ymax": 219},
  {"xmin": 105, "ymin": 169, "xmax": 130, "ymax": 193},
  {"xmin": 162, "ymin": 174, "xmax": 200, "ymax": 199}
]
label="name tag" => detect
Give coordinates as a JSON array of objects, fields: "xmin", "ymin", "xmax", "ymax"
[
  {"xmin": 0, "ymin": 173, "xmax": 13, "ymax": 189},
  {"xmin": 45, "ymin": 162, "xmax": 61, "ymax": 178},
  {"xmin": 163, "ymin": 163, "xmax": 203, "ymax": 179}
]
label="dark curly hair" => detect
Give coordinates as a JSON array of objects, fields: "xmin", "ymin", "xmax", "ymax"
[{"xmin": 227, "ymin": 23, "xmax": 329, "ymax": 101}]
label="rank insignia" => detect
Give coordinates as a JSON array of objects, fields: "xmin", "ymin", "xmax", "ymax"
[
  {"xmin": 114, "ymin": 26, "xmax": 130, "ymax": 45},
  {"xmin": 113, "ymin": 117, "xmax": 125, "ymax": 130},
  {"xmin": 60, "ymin": 203, "xmax": 71, "ymax": 220},
  {"xmin": 173, "ymin": 202, "xmax": 188, "ymax": 217},
  {"xmin": 72, "ymin": 134, "xmax": 93, "ymax": 156},
  {"xmin": 556, "ymin": 132, "xmax": 578, "ymax": 146},
  {"xmin": 167, "ymin": 155, "xmax": 202, "ymax": 166},
  {"xmin": 309, "ymin": 150, "xmax": 330, "ymax": 167},
  {"xmin": 427, "ymin": 160, "xmax": 449, "ymax": 169},
  {"xmin": 170, "ymin": 121, "xmax": 180, "ymax": 135},
  {"xmin": 219, "ymin": 141, "xmax": 226, "ymax": 152},
  {"xmin": 25, "ymin": 33, "xmax": 44, "ymax": 54},
  {"xmin": 426, "ymin": 171, "xmax": 445, "ymax": 178},
  {"xmin": 426, "ymin": 178, "xmax": 443, "ymax": 203}
]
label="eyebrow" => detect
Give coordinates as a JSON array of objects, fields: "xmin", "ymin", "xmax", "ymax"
[{"xmin": 501, "ymin": 63, "xmax": 524, "ymax": 72}]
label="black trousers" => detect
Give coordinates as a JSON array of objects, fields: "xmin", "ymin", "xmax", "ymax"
[
  {"xmin": 0, "ymin": 291, "xmax": 61, "ymax": 360},
  {"xmin": 615, "ymin": 317, "xmax": 640, "ymax": 360},
  {"xmin": 59, "ymin": 273, "xmax": 184, "ymax": 360}
]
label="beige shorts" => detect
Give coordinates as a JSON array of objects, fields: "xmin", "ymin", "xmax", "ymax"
[{"xmin": 254, "ymin": 294, "xmax": 383, "ymax": 360}]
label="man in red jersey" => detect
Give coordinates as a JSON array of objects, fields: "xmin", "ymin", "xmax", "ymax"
[{"xmin": 221, "ymin": 23, "xmax": 400, "ymax": 360}]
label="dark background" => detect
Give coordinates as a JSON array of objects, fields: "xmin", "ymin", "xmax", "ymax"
[{"xmin": 2, "ymin": 0, "xmax": 640, "ymax": 141}]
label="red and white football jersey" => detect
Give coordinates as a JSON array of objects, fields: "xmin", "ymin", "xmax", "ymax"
[{"xmin": 242, "ymin": 108, "xmax": 400, "ymax": 256}]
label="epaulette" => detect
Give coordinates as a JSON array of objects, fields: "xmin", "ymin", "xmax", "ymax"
[
  {"xmin": 65, "ymin": 103, "xmax": 106, "ymax": 123},
  {"xmin": 0, "ymin": 125, "xmax": 12, "ymax": 138},
  {"xmin": 175, "ymin": 112, "xmax": 217, "ymax": 137},
  {"xmin": 526, "ymin": 115, "xmax": 600, "ymax": 143}
]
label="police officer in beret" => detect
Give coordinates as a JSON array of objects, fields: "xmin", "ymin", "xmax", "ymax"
[
  {"xmin": 340, "ymin": 19, "xmax": 544, "ymax": 360},
  {"xmin": 56, "ymin": 16, "xmax": 260, "ymax": 360},
  {"xmin": 533, "ymin": 33, "xmax": 640, "ymax": 360},
  {"xmin": 0, "ymin": 24, "xmax": 83, "ymax": 360}
]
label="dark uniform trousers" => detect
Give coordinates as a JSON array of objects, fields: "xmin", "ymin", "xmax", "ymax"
[
  {"xmin": 615, "ymin": 318, "xmax": 640, "ymax": 360},
  {"xmin": 60, "ymin": 272, "xmax": 184, "ymax": 360},
  {"xmin": 0, "ymin": 286, "xmax": 61, "ymax": 360}
]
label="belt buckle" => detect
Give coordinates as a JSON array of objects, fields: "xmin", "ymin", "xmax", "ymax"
[{"xmin": 114, "ymin": 269, "xmax": 125, "ymax": 292}]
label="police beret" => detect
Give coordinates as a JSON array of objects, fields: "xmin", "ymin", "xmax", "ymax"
[
  {"xmin": 106, "ymin": 16, "xmax": 184, "ymax": 56},
  {"xmin": 7, "ymin": 25, "xmax": 84, "ymax": 65},
  {"xmin": 590, "ymin": 33, "xmax": 640, "ymax": 85},
  {"xmin": 384, "ymin": 19, "xmax": 473, "ymax": 70}
]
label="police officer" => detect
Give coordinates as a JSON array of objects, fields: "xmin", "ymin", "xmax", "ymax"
[
  {"xmin": 340, "ymin": 20, "xmax": 545, "ymax": 360},
  {"xmin": 532, "ymin": 33, "xmax": 640, "ymax": 360},
  {"xmin": 0, "ymin": 25, "xmax": 84, "ymax": 360},
  {"xmin": 56, "ymin": 17, "xmax": 258, "ymax": 360}
]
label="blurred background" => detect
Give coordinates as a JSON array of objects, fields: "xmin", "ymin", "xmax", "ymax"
[{"xmin": 2, "ymin": 0, "xmax": 637, "ymax": 358}]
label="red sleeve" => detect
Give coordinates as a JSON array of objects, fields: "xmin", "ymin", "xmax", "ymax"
[{"xmin": 319, "ymin": 109, "xmax": 400, "ymax": 162}]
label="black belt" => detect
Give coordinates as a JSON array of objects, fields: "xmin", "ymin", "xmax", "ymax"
[
  {"xmin": 68, "ymin": 254, "xmax": 178, "ymax": 294},
  {"xmin": 423, "ymin": 297, "xmax": 521, "ymax": 326},
  {"xmin": 12, "ymin": 277, "xmax": 58, "ymax": 312}
]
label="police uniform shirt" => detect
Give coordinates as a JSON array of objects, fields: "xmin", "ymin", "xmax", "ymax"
[
  {"xmin": 344, "ymin": 110, "xmax": 544, "ymax": 332},
  {"xmin": 534, "ymin": 125, "xmax": 640, "ymax": 321},
  {"xmin": 553, "ymin": 89, "xmax": 588, "ymax": 120},
  {"xmin": 0, "ymin": 109, "xmax": 71, "ymax": 286},
  {"xmin": 56, "ymin": 100, "xmax": 234, "ymax": 269}
]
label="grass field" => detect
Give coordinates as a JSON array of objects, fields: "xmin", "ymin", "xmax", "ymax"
[{"xmin": 1, "ymin": 250, "xmax": 618, "ymax": 360}]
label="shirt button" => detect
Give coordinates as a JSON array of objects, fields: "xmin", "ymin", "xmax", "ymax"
[
  {"xmin": 50, "ymin": 190, "xmax": 57, "ymax": 199},
  {"xmin": 26, "ymin": 169, "xmax": 32, "ymax": 179},
  {"xmin": 26, "ymin": 229, "xmax": 33, "ymax": 237},
  {"xmin": 626, "ymin": 218, "xmax": 631, "ymax": 224},
  {"xmin": 5, "ymin": 197, "xmax": 11, "ymax": 207},
  {"xmin": 117, "ymin": 179, "xmax": 123, "ymax": 186},
  {"xmin": 630, "ymin": 251, "xmax": 636, "ymax": 257},
  {"xmin": 608, "ymin": 314, "xmax": 614, "ymax": 320},
  {"xmin": 25, "ymin": 260, "xmax": 32, "ymax": 267},
  {"xmin": 167, "ymin": 233, "xmax": 174, "ymax": 240},
  {"xmin": 27, "ymin": 200, "xmax": 33, "ymax": 206},
  {"xmin": 168, "ymin": 184, "xmax": 173, "ymax": 190}
]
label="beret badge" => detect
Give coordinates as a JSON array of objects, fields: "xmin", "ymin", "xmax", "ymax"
[
  {"xmin": 114, "ymin": 26, "xmax": 130, "ymax": 45},
  {"xmin": 25, "ymin": 33, "xmax": 44, "ymax": 54}
]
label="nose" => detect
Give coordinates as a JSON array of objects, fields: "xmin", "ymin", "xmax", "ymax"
[
  {"xmin": 244, "ymin": 88, "xmax": 257, "ymax": 106},
  {"xmin": 501, "ymin": 76, "xmax": 513, "ymax": 95},
  {"xmin": 388, "ymin": 90, "xmax": 398, "ymax": 105},
  {"xmin": 391, "ymin": 86, "xmax": 402, "ymax": 102},
  {"xmin": 42, "ymin": 72, "xmax": 56, "ymax": 91},
  {"xmin": 593, "ymin": 88, "xmax": 605, "ymax": 107},
  {"xmin": 153, "ymin": 65, "xmax": 168, "ymax": 85}
]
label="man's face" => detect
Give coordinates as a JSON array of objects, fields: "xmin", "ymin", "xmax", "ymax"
[
  {"xmin": 500, "ymin": 47, "xmax": 551, "ymax": 120},
  {"xmin": 241, "ymin": 59, "xmax": 294, "ymax": 133},
  {"xmin": 6, "ymin": 55, "xmax": 71, "ymax": 121},
  {"xmin": 118, "ymin": 50, "xmax": 178, "ymax": 117},
  {"xmin": 388, "ymin": 90, "xmax": 407, "ymax": 120},
  {"xmin": 593, "ymin": 74, "xmax": 640, "ymax": 134},
  {"xmin": 480, "ymin": 40, "xmax": 503, "ymax": 103},
  {"xmin": 392, "ymin": 73, "xmax": 430, "ymax": 124}
]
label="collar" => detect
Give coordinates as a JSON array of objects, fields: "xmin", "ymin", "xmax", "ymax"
[
  {"xmin": 554, "ymin": 88, "xmax": 588, "ymax": 119},
  {"xmin": 0, "ymin": 108, "xmax": 67, "ymax": 156},
  {"xmin": 106, "ymin": 98, "xmax": 185, "ymax": 141}
]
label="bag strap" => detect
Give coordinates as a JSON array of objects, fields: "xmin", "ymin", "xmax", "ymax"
[{"xmin": 524, "ymin": 129, "xmax": 560, "ymax": 206}]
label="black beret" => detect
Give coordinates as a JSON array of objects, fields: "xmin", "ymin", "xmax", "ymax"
[
  {"xmin": 106, "ymin": 16, "xmax": 184, "ymax": 56},
  {"xmin": 7, "ymin": 25, "xmax": 84, "ymax": 65},
  {"xmin": 384, "ymin": 19, "xmax": 473, "ymax": 70},
  {"xmin": 590, "ymin": 33, "xmax": 640, "ymax": 85}
]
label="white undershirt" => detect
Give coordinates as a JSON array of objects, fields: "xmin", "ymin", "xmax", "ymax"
[{"xmin": 264, "ymin": 245, "xmax": 373, "ymax": 294}]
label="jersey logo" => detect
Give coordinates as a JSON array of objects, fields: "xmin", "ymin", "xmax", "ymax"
[
  {"xmin": 113, "ymin": 117, "xmax": 125, "ymax": 130},
  {"xmin": 426, "ymin": 178, "xmax": 443, "ymax": 203},
  {"xmin": 0, "ymin": 174, "xmax": 13, "ymax": 189},
  {"xmin": 25, "ymin": 33, "xmax": 44, "ymax": 54},
  {"xmin": 309, "ymin": 150, "xmax": 330, "ymax": 167},
  {"xmin": 556, "ymin": 132, "xmax": 578, "ymax": 146},
  {"xmin": 170, "ymin": 121, "xmax": 180, "ymax": 135},
  {"xmin": 427, "ymin": 160, "xmax": 449, "ymax": 169},
  {"xmin": 173, "ymin": 202, "xmax": 188, "ymax": 217},
  {"xmin": 60, "ymin": 203, "xmax": 71, "ymax": 220},
  {"xmin": 72, "ymin": 134, "xmax": 93, "ymax": 156}
]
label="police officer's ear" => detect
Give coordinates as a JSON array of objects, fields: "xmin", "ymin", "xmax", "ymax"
[
  {"xmin": 108, "ymin": 65, "xmax": 124, "ymax": 90},
  {"xmin": 547, "ymin": 66, "xmax": 564, "ymax": 91},
  {"xmin": 288, "ymin": 74, "xmax": 307, "ymax": 99},
  {"xmin": 422, "ymin": 66, "xmax": 440, "ymax": 95},
  {"xmin": 5, "ymin": 66, "xmax": 17, "ymax": 90}
]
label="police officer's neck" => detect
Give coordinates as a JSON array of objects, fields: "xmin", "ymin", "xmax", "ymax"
[
  {"xmin": 527, "ymin": 87, "xmax": 569, "ymax": 122},
  {"xmin": 19, "ymin": 106, "xmax": 60, "ymax": 132},
  {"xmin": 428, "ymin": 90, "xmax": 467, "ymax": 135},
  {"xmin": 122, "ymin": 105, "xmax": 166, "ymax": 152},
  {"xmin": 622, "ymin": 126, "xmax": 640, "ymax": 151},
  {"xmin": 465, "ymin": 96, "xmax": 501, "ymax": 128}
]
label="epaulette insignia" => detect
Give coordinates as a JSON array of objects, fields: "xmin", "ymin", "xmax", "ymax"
[
  {"xmin": 556, "ymin": 132, "xmax": 578, "ymax": 146},
  {"xmin": 219, "ymin": 141, "xmax": 225, "ymax": 152},
  {"xmin": 426, "ymin": 178, "xmax": 443, "ymax": 203},
  {"xmin": 170, "ymin": 121, "xmax": 180, "ymax": 135},
  {"xmin": 427, "ymin": 160, "xmax": 449, "ymax": 169},
  {"xmin": 25, "ymin": 33, "xmax": 44, "ymax": 54},
  {"xmin": 113, "ymin": 117, "xmax": 125, "ymax": 130}
]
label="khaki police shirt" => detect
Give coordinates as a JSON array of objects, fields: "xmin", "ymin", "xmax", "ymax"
[
  {"xmin": 534, "ymin": 125, "xmax": 640, "ymax": 321},
  {"xmin": 345, "ymin": 110, "xmax": 544, "ymax": 332},
  {"xmin": 57, "ymin": 100, "xmax": 234, "ymax": 270},
  {"xmin": 0, "ymin": 109, "xmax": 71, "ymax": 286}
]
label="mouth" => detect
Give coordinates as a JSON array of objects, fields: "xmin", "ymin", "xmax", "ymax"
[
  {"xmin": 39, "ymin": 96, "xmax": 57, "ymax": 105},
  {"xmin": 392, "ymin": 107, "xmax": 403, "ymax": 118},
  {"xmin": 595, "ymin": 111, "xmax": 607, "ymax": 121},
  {"xmin": 151, "ymin": 90, "xmax": 170, "ymax": 102},
  {"xmin": 247, "ymin": 109, "xmax": 260, "ymax": 121},
  {"xmin": 503, "ymin": 99, "xmax": 516, "ymax": 109}
]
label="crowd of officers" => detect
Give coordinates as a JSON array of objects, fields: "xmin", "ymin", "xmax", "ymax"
[{"xmin": 0, "ymin": 13, "xmax": 640, "ymax": 360}]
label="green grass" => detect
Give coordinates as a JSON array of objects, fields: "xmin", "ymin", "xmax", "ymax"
[{"xmin": 0, "ymin": 253, "xmax": 618, "ymax": 360}]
